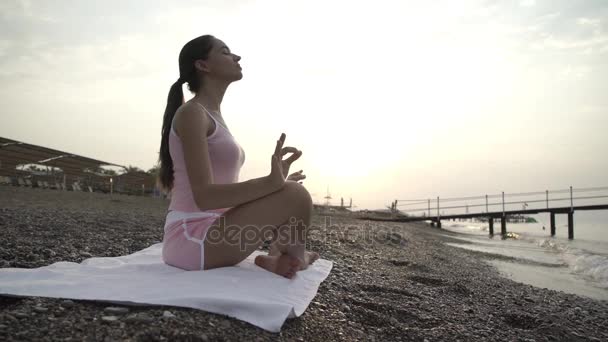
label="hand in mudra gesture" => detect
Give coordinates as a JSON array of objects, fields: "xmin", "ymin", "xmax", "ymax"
[
  {"xmin": 270, "ymin": 133, "xmax": 306, "ymax": 187},
  {"xmin": 287, "ymin": 169, "xmax": 306, "ymax": 184}
]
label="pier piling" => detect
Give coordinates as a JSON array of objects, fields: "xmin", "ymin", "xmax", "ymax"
[
  {"xmin": 550, "ymin": 212, "xmax": 556, "ymax": 236},
  {"xmin": 489, "ymin": 217, "xmax": 494, "ymax": 235},
  {"xmin": 568, "ymin": 211, "xmax": 574, "ymax": 239}
]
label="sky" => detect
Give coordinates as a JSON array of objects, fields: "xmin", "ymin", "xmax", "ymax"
[{"xmin": 1, "ymin": 0, "xmax": 607, "ymax": 210}]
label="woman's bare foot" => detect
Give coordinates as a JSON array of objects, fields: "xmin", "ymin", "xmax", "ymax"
[
  {"xmin": 299, "ymin": 251, "xmax": 320, "ymax": 270},
  {"xmin": 254, "ymin": 254, "xmax": 301, "ymax": 279}
]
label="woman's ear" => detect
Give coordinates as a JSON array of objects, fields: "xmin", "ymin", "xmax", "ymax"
[{"xmin": 195, "ymin": 60, "xmax": 210, "ymax": 72}]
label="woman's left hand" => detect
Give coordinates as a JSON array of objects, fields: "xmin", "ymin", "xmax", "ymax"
[
  {"xmin": 287, "ymin": 170, "xmax": 306, "ymax": 184},
  {"xmin": 279, "ymin": 146, "xmax": 303, "ymax": 181}
]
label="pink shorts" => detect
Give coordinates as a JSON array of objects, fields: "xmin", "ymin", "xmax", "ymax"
[{"xmin": 162, "ymin": 210, "xmax": 228, "ymax": 271}]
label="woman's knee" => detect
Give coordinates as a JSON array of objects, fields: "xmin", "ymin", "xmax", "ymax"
[{"xmin": 281, "ymin": 181, "xmax": 313, "ymax": 207}]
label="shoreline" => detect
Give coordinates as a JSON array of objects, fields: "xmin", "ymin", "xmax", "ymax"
[
  {"xmin": 368, "ymin": 213, "xmax": 608, "ymax": 300},
  {"xmin": 438, "ymin": 219, "xmax": 608, "ymax": 300},
  {"xmin": 1, "ymin": 186, "xmax": 607, "ymax": 341}
]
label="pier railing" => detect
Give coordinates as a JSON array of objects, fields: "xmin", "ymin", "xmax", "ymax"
[{"xmin": 390, "ymin": 186, "xmax": 608, "ymax": 239}]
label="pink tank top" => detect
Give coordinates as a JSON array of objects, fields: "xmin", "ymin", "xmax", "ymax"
[{"xmin": 168, "ymin": 102, "xmax": 245, "ymax": 213}]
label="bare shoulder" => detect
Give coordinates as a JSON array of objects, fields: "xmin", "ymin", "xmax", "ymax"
[{"xmin": 173, "ymin": 102, "xmax": 211, "ymax": 138}]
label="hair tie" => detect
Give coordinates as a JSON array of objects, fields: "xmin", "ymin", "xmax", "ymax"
[{"xmin": 177, "ymin": 77, "xmax": 185, "ymax": 84}]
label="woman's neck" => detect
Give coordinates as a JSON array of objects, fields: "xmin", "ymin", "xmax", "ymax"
[{"xmin": 194, "ymin": 78, "xmax": 230, "ymax": 114}]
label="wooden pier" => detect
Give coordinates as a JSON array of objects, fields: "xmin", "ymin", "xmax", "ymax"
[
  {"xmin": 363, "ymin": 187, "xmax": 608, "ymax": 239},
  {"xmin": 376, "ymin": 204, "xmax": 608, "ymax": 239}
]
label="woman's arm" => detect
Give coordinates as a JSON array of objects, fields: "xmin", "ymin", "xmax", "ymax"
[{"xmin": 177, "ymin": 102, "xmax": 281, "ymax": 211}]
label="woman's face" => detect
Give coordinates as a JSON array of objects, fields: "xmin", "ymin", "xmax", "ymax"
[{"xmin": 198, "ymin": 38, "xmax": 242, "ymax": 82}]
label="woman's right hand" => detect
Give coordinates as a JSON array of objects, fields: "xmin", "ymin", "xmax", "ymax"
[{"xmin": 268, "ymin": 133, "xmax": 288, "ymax": 190}]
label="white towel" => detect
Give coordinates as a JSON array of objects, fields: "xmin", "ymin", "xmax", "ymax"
[{"xmin": 0, "ymin": 243, "xmax": 333, "ymax": 332}]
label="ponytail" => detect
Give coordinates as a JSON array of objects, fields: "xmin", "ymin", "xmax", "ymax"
[{"xmin": 157, "ymin": 79, "xmax": 185, "ymax": 193}]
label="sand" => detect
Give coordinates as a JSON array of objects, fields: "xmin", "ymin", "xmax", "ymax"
[{"xmin": 1, "ymin": 186, "xmax": 607, "ymax": 341}]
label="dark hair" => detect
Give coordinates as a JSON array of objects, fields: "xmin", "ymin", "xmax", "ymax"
[{"xmin": 157, "ymin": 35, "xmax": 216, "ymax": 193}]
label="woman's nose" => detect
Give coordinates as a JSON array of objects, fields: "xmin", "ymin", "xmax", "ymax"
[{"xmin": 234, "ymin": 54, "xmax": 241, "ymax": 62}]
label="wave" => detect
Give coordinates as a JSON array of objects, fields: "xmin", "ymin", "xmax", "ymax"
[
  {"xmin": 442, "ymin": 221, "xmax": 608, "ymax": 289},
  {"xmin": 443, "ymin": 222, "xmax": 488, "ymax": 233},
  {"xmin": 537, "ymin": 238, "xmax": 608, "ymax": 289}
]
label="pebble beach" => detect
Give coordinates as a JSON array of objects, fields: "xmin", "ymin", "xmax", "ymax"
[{"xmin": 1, "ymin": 186, "xmax": 607, "ymax": 341}]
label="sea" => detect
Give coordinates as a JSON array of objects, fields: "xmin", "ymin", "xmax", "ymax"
[{"xmin": 438, "ymin": 209, "xmax": 608, "ymax": 300}]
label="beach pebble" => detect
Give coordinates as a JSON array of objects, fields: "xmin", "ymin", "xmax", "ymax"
[
  {"xmin": 104, "ymin": 307, "xmax": 129, "ymax": 315},
  {"xmin": 3, "ymin": 314, "xmax": 18, "ymax": 322},
  {"xmin": 80, "ymin": 251, "xmax": 93, "ymax": 258},
  {"xmin": 162, "ymin": 310, "xmax": 176, "ymax": 319},
  {"xmin": 341, "ymin": 304, "xmax": 351, "ymax": 312},
  {"xmin": 390, "ymin": 259, "xmax": 410, "ymax": 266},
  {"xmin": 61, "ymin": 299, "xmax": 75, "ymax": 307},
  {"xmin": 34, "ymin": 306, "xmax": 49, "ymax": 313},
  {"xmin": 220, "ymin": 320, "xmax": 232, "ymax": 329},
  {"xmin": 43, "ymin": 248, "xmax": 57, "ymax": 257},
  {"xmin": 125, "ymin": 313, "xmax": 154, "ymax": 323},
  {"xmin": 313, "ymin": 301, "xmax": 328, "ymax": 309},
  {"xmin": 14, "ymin": 312, "xmax": 29, "ymax": 319},
  {"xmin": 101, "ymin": 315, "xmax": 119, "ymax": 323},
  {"xmin": 571, "ymin": 331, "xmax": 584, "ymax": 338}
]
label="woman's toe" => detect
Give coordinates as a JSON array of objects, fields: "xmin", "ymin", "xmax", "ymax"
[{"xmin": 310, "ymin": 252, "xmax": 319, "ymax": 263}]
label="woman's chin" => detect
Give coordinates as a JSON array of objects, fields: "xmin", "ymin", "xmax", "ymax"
[{"xmin": 224, "ymin": 71, "xmax": 243, "ymax": 83}]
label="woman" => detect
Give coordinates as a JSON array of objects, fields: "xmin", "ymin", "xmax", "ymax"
[{"xmin": 157, "ymin": 35, "xmax": 319, "ymax": 279}]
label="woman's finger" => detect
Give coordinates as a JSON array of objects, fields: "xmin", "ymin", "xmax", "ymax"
[
  {"xmin": 274, "ymin": 133, "xmax": 286, "ymax": 156},
  {"xmin": 280, "ymin": 146, "xmax": 299, "ymax": 155},
  {"xmin": 284, "ymin": 150, "xmax": 302, "ymax": 163},
  {"xmin": 288, "ymin": 173, "xmax": 306, "ymax": 181}
]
